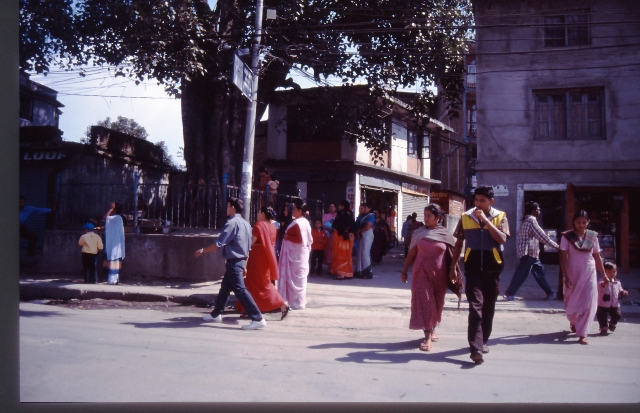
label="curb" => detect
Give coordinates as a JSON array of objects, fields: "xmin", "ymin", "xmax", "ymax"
[{"xmin": 19, "ymin": 283, "xmax": 237, "ymax": 307}]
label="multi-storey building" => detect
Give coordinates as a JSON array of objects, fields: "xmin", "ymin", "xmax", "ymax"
[
  {"xmin": 473, "ymin": 0, "xmax": 640, "ymax": 272},
  {"xmin": 263, "ymin": 87, "xmax": 453, "ymax": 237}
]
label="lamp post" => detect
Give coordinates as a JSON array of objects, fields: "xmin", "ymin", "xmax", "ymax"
[{"xmin": 239, "ymin": 0, "xmax": 264, "ymax": 221}]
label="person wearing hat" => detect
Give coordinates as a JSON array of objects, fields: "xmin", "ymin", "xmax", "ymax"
[{"xmin": 79, "ymin": 222, "xmax": 103, "ymax": 284}]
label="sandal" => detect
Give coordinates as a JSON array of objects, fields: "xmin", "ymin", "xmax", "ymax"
[
  {"xmin": 578, "ymin": 337, "xmax": 589, "ymax": 345},
  {"xmin": 280, "ymin": 306, "xmax": 291, "ymax": 321},
  {"xmin": 570, "ymin": 324, "xmax": 576, "ymax": 333},
  {"xmin": 419, "ymin": 341, "xmax": 432, "ymax": 351},
  {"xmin": 431, "ymin": 332, "xmax": 439, "ymax": 342}
]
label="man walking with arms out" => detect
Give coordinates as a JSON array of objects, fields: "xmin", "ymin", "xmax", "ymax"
[
  {"xmin": 450, "ymin": 186, "xmax": 509, "ymax": 365},
  {"xmin": 503, "ymin": 201, "xmax": 559, "ymax": 301},
  {"xmin": 195, "ymin": 197, "xmax": 267, "ymax": 330}
]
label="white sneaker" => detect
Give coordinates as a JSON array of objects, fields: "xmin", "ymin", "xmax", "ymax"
[
  {"xmin": 202, "ymin": 314, "xmax": 222, "ymax": 322},
  {"xmin": 241, "ymin": 319, "xmax": 267, "ymax": 330}
]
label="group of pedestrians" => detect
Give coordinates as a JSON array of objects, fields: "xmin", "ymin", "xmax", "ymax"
[
  {"xmin": 47, "ymin": 183, "xmax": 629, "ymax": 354},
  {"xmin": 196, "ymin": 197, "xmax": 312, "ymax": 330},
  {"xmin": 319, "ymin": 200, "xmax": 394, "ymax": 280},
  {"xmin": 400, "ymin": 186, "xmax": 628, "ymax": 365}
]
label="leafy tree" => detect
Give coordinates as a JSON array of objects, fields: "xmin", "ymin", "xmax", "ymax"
[
  {"xmin": 20, "ymin": 0, "xmax": 472, "ymax": 185},
  {"xmin": 82, "ymin": 116, "xmax": 149, "ymax": 142},
  {"xmin": 19, "ymin": 0, "xmax": 77, "ymax": 74}
]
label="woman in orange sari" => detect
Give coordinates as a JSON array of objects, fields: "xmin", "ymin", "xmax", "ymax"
[
  {"xmin": 330, "ymin": 200, "xmax": 356, "ymax": 279},
  {"xmin": 236, "ymin": 206, "xmax": 290, "ymax": 320}
]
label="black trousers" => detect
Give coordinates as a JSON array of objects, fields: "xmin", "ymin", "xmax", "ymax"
[
  {"xmin": 82, "ymin": 253, "xmax": 98, "ymax": 284},
  {"xmin": 310, "ymin": 250, "xmax": 325, "ymax": 274},
  {"xmin": 20, "ymin": 225, "xmax": 39, "ymax": 255},
  {"xmin": 465, "ymin": 270, "xmax": 501, "ymax": 353},
  {"xmin": 596, "ymin": 306, "xmax": 622, "ymax": 329}
]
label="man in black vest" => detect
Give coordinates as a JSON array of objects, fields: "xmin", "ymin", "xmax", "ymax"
[{"xmin": 449, "ymin": 186, "xmax": 510, "ymax": 365}]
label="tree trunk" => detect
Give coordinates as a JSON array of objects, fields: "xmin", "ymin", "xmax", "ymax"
[
  {"xmin": 180, "ymin": 56, "xmax": 292, "ymax": 187},
  {"xmin": 181, "ymin": 76, "xmax": 247, "ymax": 187}
]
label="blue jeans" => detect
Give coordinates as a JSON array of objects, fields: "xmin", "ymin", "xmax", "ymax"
[
  {"xmin": 504, "ymin": 255, "xmax": 554, "ymax": 296},
  {"xmin": 210, "ymin": 259, "xmax": 263, "ymax": 322}
]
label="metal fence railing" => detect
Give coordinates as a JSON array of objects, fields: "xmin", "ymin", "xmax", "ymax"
[{"xmin": 54, "ymin": 182, "xmax": 325, "ymax": 231}]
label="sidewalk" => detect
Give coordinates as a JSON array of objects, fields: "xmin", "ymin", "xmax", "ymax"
[{"xmin": 19, "ymin": 246, "xmax": 640, "ymax": 317}]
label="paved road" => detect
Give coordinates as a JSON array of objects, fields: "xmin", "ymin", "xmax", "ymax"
[{"xmin": 20, "ymin": 297, "xmax": 640, "ymax": 402}]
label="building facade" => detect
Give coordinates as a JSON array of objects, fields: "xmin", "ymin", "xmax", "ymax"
[
  {"xmin": 263, "ymin": 87, "xmax": 453, "ymax": 238},
  {"xmin": 473, "ymin": 0, "xmax": 640, "ymax": 272},
  {"xmin": 434, "ymin": 41, "xmax": 477, "ymax": 203}
]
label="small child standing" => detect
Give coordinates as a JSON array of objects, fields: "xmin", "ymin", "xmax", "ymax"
[
  {"xmin": 310, "ymin": 219, "xmax": 328, "ymax": 275},
  {"xmin": 596, "ymin": 262, "xmax": 628, "ymax": 335},
  {"xmin": 79, "ymin": 223, "xmax": 104, "ymax": 284}
]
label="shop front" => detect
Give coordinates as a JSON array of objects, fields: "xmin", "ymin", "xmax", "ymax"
[
  {"xmin": 429, "ymin": 190, "xmax": 466, "ymax": 233},
  {"xmin": 358, "ymin": 175, "xmax": 401, "ymax": 242},
  {"xmin": 567, "ymin": 184, "xmax": 638, "ymax": 272},
  {"xmin": 516, "ymin": 183, "xmax": 637, "ymax": 272}
]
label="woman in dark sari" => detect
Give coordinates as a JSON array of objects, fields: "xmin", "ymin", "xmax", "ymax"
[{"xmin": 371, "ymin": 212, "xmax": 392, "ymax": 264}]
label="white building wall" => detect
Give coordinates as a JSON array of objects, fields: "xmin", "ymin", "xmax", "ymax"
[
  {"xmin": 391, "ymin": 120, "xmax": 408, "ymax": 173},
  {"xmin": 422, "ymin": 156, "xmax": 431, "ymax": 179},
  {"xmin": 355, "ymin": 140, "xmax": 370, "ymax": 163}
]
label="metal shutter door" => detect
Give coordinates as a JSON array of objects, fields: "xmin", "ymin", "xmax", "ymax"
[{"xmin": 402, "ymin": 192, "xmax": 429, "ymax": 221}]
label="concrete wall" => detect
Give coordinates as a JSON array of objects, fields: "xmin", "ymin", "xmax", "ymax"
[
  {"xmin": 474, "ymin": 0, "xmax": 640, "ymax": 263},
  {"xmin": 41, "ymin": 230, "xmax": 227, "ymax": 281}
]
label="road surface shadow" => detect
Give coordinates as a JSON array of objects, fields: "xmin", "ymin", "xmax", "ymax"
[
  {"xmin": 309, "ymin": 339, "xmax": 477, "ymax": 368},
  {"xmin": 121, "ymin": 315, "xmax": 243, "ymax": 330},
  {"xmin": 19, "ymin": 308, "xmax": 68, "ymax": 318},
  {"xmin": 309, "ymin": 330, "xmax": 578, "ymax": 368}
]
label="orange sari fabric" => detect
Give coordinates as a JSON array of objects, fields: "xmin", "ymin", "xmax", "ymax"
[
  {"xmin": 330, "ymin": 231, "xmax": 354, "ymax": 278},
  {"xmin": 236, "ymin": 221, "xmax": 284, "ymax": 313}
]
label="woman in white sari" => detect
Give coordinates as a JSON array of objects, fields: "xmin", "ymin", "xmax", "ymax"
[
  {"xmin": 354, "ymin": 202, "xmax": 375, "ymax": 279},
  {"xmin": 102, "ymin": 202, "xmax": 125, "ymax": 285},
  {"xmin": 278, "ymin": 198, "xmax": 313, "ymax": 310}
]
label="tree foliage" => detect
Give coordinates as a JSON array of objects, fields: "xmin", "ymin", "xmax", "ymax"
[
  {"xmin": 20, "ymin": 0, "xmax": 473, "ymax": 183},
  {"xmin": 85, "ymin": 116, "xmax": 149, "ymax": 141}
]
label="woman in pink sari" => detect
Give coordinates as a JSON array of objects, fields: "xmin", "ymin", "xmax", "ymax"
[
  {"xmin": 560, "ymin": 210, "xmax": 606, "ymax": 345},
  {"xmin": 278, "ymin": 198, "xmax": 313, "ymax": 310},
  {"xmin": 400, "ymin": 203, "xmax": 462, "ymax": 351}
]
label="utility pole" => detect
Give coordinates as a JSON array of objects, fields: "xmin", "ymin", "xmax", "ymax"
[{"xmin": 239, "ymin": 0, "xmax": 264, "ymax": 221}]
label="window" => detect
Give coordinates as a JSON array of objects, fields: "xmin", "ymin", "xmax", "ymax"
[
  {"xmin": 467, "ymin": 104, "xmax": 477, "ymax": 138},
  {"xmin": 419, "ymin": 133, "xmax": 430, "ymax": 159},
  {"xmin": 407, "ymin": 129, "xmax": 417, "ymax": 156},
  {"xmin": 20, "ymin": 96, "xmax": 33, "ymax": 121},
  {"xmin": 534, "ymin": 88, "xmax": 604, "ymax": 140},
  {"xmin": 544, "ymin": 12, "xmax": 590, "ymax": 47},
  {"xmin": 466, "ymin": 60, "xmax": 476, "ymax": 88}
]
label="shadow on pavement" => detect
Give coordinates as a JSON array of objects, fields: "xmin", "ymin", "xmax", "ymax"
[
  {"xmin": 120, "ymin": 315, "xmax": 242, "ymax": 330},
  {"xmin": 309, "ymin": 330, "xmax": 581, "ymax": 369},
  {"xmin": 19, "ymin": 308, "xmax": 68, "ymax": 318},
  {"xmin": 309, "ymin": 339, "xmax": 476, "ymax": 368}
]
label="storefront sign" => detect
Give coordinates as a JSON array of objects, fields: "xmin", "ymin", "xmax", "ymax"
[
  {"xmin": 401, "ymin": 182, "xmax": 429, "ymax": 195},
  {"xmin": 492, "ymin": 185, "xmax": 509, "ymax": 196},
  {"xmin": 22, "ymin": 150, "xmax": 66, "ymax": 161},
  {"xmin": 346, "ymin": 182, "xmax": 356, "ymax": 210}
]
